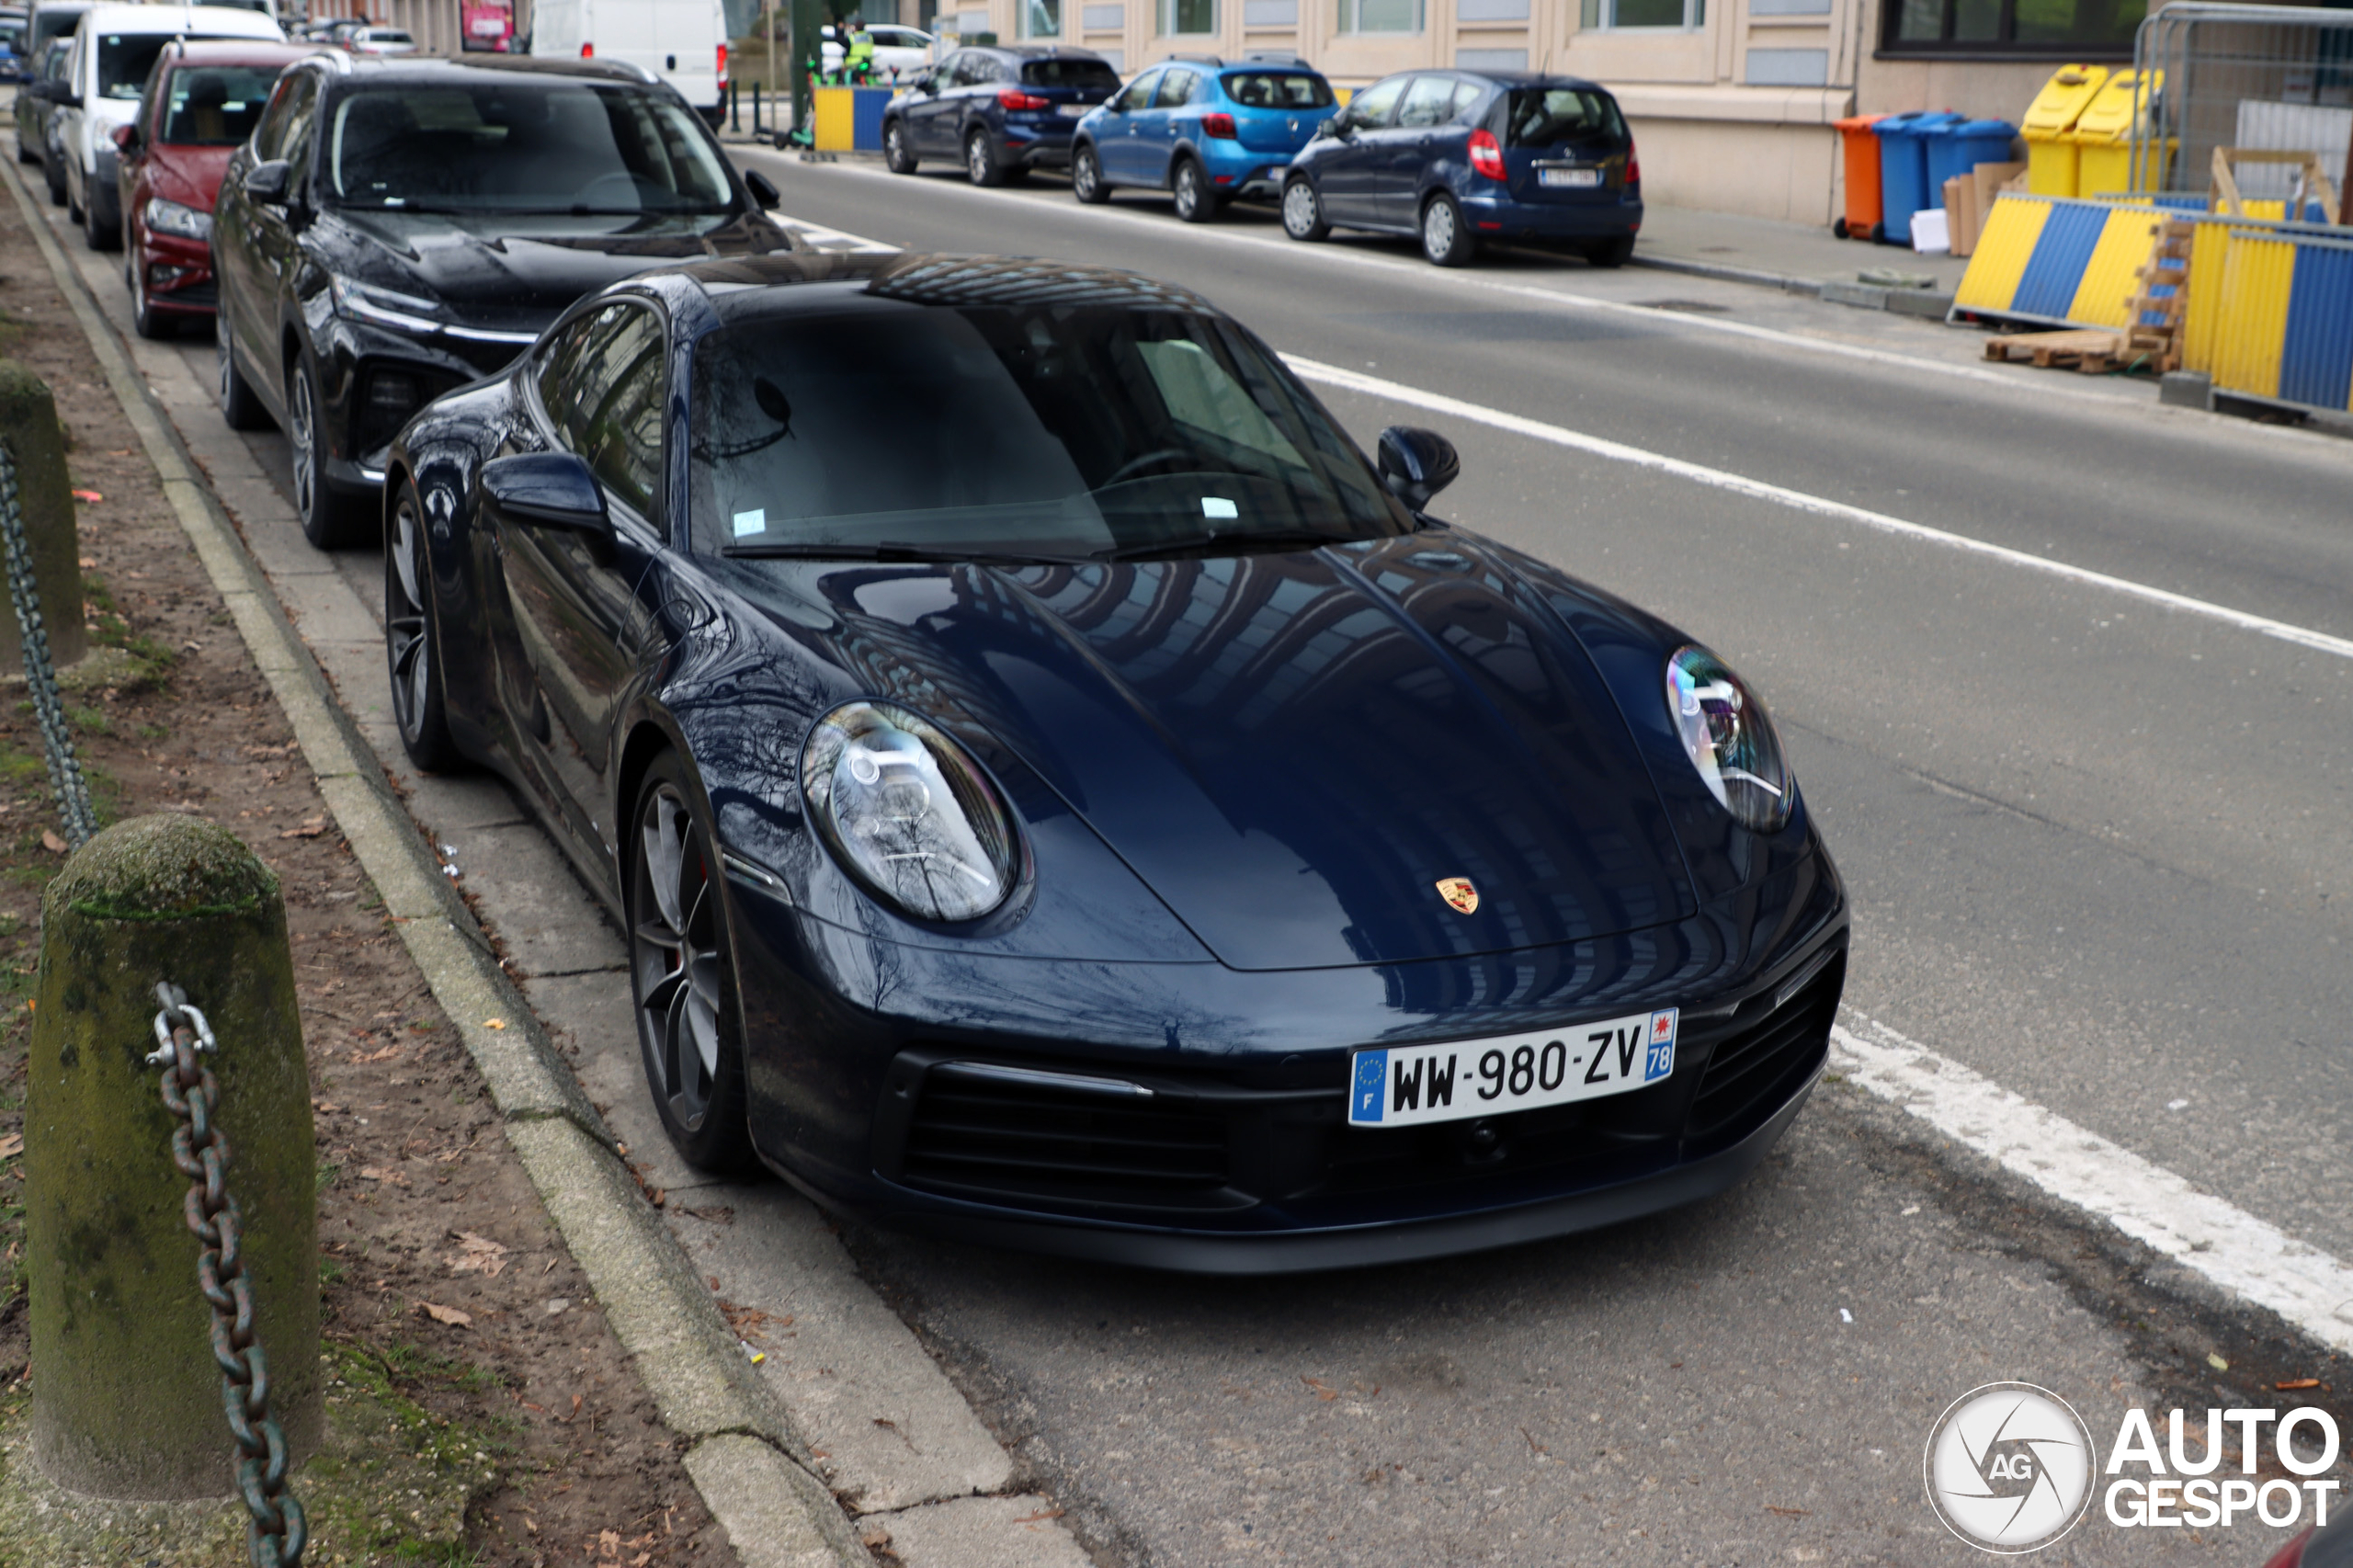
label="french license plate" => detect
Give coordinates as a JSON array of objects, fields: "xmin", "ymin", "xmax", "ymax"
[
  {"xmin": 1347, "ymin": 1009, "xmax": 1677, "ymax": 1128},
  {"xmin": 1539, "ymin": 165, "xmax": 1603, "ymax": 188},
  {"xmin": 1058, "ymin": 103, "xmax": 1088, "ymax": 119}
]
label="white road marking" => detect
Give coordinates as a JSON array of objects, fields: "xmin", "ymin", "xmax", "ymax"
[
  {"xmin": 1835, "ymin": 1013, "xmax": 2353, "ymax": 1355},
  {"xmin": 1288, "ymin": 356, "xmax": 2353, "ymax": 663}
]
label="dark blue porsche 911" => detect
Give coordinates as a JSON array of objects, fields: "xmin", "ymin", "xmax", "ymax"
[{"xmin": 381, "ymin": 252, "xmax": 1847, "ymax": 1273}]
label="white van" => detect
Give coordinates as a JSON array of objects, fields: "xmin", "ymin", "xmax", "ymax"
[{"xmin": 529, "ymin": 0, "xmax": 727, "ymax": 125}]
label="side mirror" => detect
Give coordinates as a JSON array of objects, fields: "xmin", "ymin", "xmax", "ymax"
[
  {"xmin": 1376, "ymin": 426, "xmax": 1459, "ymax": 511},
  {"xmin": 1316, "ymin": 114, "xmax": 1347, "ymax": 140},
  {"xmin": 482, "ymin": 450, "xmax": 610, "ymax": 536},
  {"xmin": 110, "ymin": 122, "xmax": 137, "ymax": 153},
  {"xmin": 242, "ymin": 158, "xmax": 292, "ymax": 204},
  {"xmin": 744, "ymin": 168, "xmax": 780, "ymax": 210}
]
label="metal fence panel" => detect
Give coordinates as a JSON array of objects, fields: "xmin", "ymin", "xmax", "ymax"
[{"xmin": 2132, "ymin": 2, "xmax": 2353, "ymax": 199}]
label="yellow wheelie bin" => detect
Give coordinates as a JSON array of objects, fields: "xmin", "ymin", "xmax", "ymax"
[
  {"xmin": 2068, "ymin": 68, "xmax": 2164, "ymax": 197},
  {"xmin": 2020, "ymin": 63, "xmax": 2109, "ymax": 197}
]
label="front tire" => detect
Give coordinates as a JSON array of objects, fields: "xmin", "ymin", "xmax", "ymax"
[
  {"xmin": 84, "ymin": 192, "xmax": 119, "ymax": 252},
  {"xmin": 130, "ymin": 257, "xmax": 176, "ymax": 340},
  {"xmin": 1583, "ymin": 233, "xmax": 1634, "ymax": 268},
  {"xmin": 1171, "ymin": 155, "xmax": 1215, "ymax": 223},
  {"xmin": 1420, "ymin": 191, "xmax": 1474, "ymax": 267},
  {"xmin": 290, "ymin": 355, "xmax": 370, "ymax": 549},
  {"xmin": 964, "ymin": 127, "xmax": 1006, "ymax": 187},
  {"xmin": 1071, "ymin": 142, "xmax": 1110, "ymax": 204},
  {"xmin": 883, "ymin": 118, "xmax": 917, "ymax": 174},
  {"xmin": 43, "ymin": 150, "xmax": 66, "ymax": 206},
  {"xmin": 216, "ymin": 299, "xmax": 269, "ymax": 430},
  {"xmin": 385, "ymin": 481, "xmax": 463, "ymax": 772},
  {"xmin": 1280, "ymin": 176, "xmax": 1328, "ymax": 242},
  {"xmin": 629, "ymin": 754, "xmax": 756, "ymax": 1174}
]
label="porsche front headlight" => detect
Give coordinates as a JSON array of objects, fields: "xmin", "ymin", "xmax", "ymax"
[
  {"xmin": 1665, "ymin": 646, "xmax": 1792, "ymax": 832},
  {"xmin": 801, "ymin": 700, "xmax": 1018, "ymax": 922}
]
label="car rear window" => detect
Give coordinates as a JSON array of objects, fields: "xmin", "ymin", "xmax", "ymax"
[
  {"xmin": 1220, "ymin": 71, "xmax": 1332, "ymax": 108},
  {"xmin": 1020, "ymin": 56, "xmax": 1118, "ymax": 91},
  {"xmin": 1506, "ymin": 87, "xmax": 1624, "ymax": 146},
  {"xmin": 161, "ymin": 63, "xmax": 281, "ymax": 144}
]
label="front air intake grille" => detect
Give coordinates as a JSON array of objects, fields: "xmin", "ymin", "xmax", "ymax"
[
  {"xmin": 898, "ymin": 1066, "xmax": 1242, "ymax": 1211},
  {"xmin": 1686, "ymin": 949, "xmax": 1845, "ymax": 1141}
]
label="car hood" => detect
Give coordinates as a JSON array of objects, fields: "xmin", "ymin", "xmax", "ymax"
[
  {"xmin": 803, "ymin": 532, "xmax": 1698, "ymax": 971},
  {"xmin": 142, "ymin": 142, "xmax": 233, "ymax": 210},
  {"xmin": 316, "ymin": 207, "xmax": 789, "ymax": 335}
]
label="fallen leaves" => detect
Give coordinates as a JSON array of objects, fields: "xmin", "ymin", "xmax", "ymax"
[
  {"xmin": 358, "ymin": 1165, "xmax": 409, "ymax": 1186},
  {"xmin": 448, "ymin": 1232, "xmax": 509, "ymax": 1278},
  {"xmin": 718, "ymin": 1301, "xmax": 790, "ymax": 1342},
  {"xmin": 2278, "ymin": 1377, "xmax": 2323, "ymax": 1391},
  {"xmin": 70, "ymin": 488, "xmax": 101, "ymax": 505},
  {"xmin": 1302, "ymin": 1376, "xmax": 1341, "ymax": 1402},
  {"xmin": 349, "ymin": 1045, "xmax": 405, "ymax": 1064},
  {"xmin": 40, "ymin": 830, "xmax": 67, "ymax": 855},
  {"xmin": 1766, "ymin": 1505, "xmax": 1811, "ymax": 1517},
  {"xmin": 1012, "ymin": 1506, "xmax": 1066, "ymax": 1525},
  {"xmin": 482, "ymin": 1017, "xmax": 506, "ymax": 1031},
  {"xmin": 419, "ymin": 1301, "xmax": 472, "ymax": 1328},
  {"xmin": 0, "ymin": 1133, "xmax": 21, "ymax": 1159},
  {"xmin": 278, "ymin": 817, "xmax": 328, "ymax": 840}
]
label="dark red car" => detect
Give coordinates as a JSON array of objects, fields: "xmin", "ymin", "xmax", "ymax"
[{"xmin": 113, "ymin": 40, "xmax": 319, "ymax": 338}]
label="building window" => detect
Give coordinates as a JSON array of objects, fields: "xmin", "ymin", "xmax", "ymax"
[
  {"xmin": 1160, "ymin": 0, "xmax": 1215, "ymax": 31},
  {"xmin": 1579, "ymin": 0, "xmax": 1702, "ymax": 28},
  {"xmin": 1020, "ymin": 0, "xmax": 1062, "ymax": 34},
  {"xmin": 1343, "ymin": 0, "xmax": 1421, "ymax": 31},
  {"xmin": 1881, "ymin": 0, "xmax": 2147, "ymax": 57}
]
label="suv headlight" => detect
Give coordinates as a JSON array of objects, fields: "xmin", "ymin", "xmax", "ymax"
[
  {"xmin": 1665, "ymin": 645, "xmax": 1792, "ymax": 832},
  {"xmin": 142, "ymin": 198, "xmax": 211, "ymax": 241},
  {"xmin": 327, "ymin": 274, "xmax": 444, "ymax": 335},
  {"xmin": 801, "ymin": 700, "xmax": 1018, "ymax": 922}
]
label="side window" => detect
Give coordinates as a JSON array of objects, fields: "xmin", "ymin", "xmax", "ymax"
[
  {"xmin": 278, "ymin": 76, "xmax": 324, "ymax": 182},
  {"xmin": 1448, "ymin": 80, "xmax": 1485, "ymax": 120},
  {"xmin": 1396, "ymin": 75, "xmax": 1457, "ymax": 129},
  {"xmin": 950, "ymin": 52, "xmax": 990, "ymax": 86},
  {"xmin": 1345, "ymin": 75, "xmax": 1406, "ymax": 128},
  {"xmin": 1154, "ymin": 68, "xmax": 1197, "ymax": 108},
  {"xmin": 253, "ymin": 69, "xmax": 315, "ymax": 163},
  {"xmin": 542, "ymin": 303, "xmax": 665, "ymax": 522},
  {"xmin": 1114, "ymin": 68, "xmax": 1160, "ymax": 110}
]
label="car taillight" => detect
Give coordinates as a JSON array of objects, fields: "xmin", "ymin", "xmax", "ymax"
[
  {"xmin": 1468, "ymin": 128, "xmax": 1504, "ymax": 181},
  {"xmin": 716, "ymin": 42, "xmax": 727, "ymax": 79},
  {"xmin": 997, "ymin": 89, "xmax": 1051, "ymax": 110},
  {"xmin": 1201, "ymin": 112, "xmax": 1236, "ymax": 139},
  {"xmin": 579, "ymin": 40, "xmax": 593, "ymax": 56},
  {"xmin": 1627, "ymin": 144, "xmax": 1640, "ymax": 186}
]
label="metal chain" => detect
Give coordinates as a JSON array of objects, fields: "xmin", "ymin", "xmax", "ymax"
[
  {"xmin": 0, "ymin": 438, "xmax": 97, "ymax": 847},
  {"xmin": 147, "ymin": 982, "xmax": 307, "ymax": 1568}
]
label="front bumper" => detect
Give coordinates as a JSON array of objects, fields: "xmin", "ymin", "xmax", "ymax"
[
  {"xmin": 1461, "ymin": 189, "xmax": 1643, "ymax": 242},
  {"xmin": 135, "ymin": 229, "xmax": 219, "ymax": 317},
  {"xmin": 311, "ymin": 314, "xmax": 537, "ymax": 493},
  {"xmin": 731, "ymin": 837, "xmax": 1846, "ymax": 1272}
]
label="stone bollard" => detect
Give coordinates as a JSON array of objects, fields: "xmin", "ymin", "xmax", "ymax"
[
  {"xmin": 0, "ymin": 360, "xmax": 86, "ymax": 677},
  {"xmin": 24, "ymin": 814, "xmax": 319, "ymax": 1500}
]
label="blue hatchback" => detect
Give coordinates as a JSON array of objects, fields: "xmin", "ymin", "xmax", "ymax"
[
  {"xmin": 1071, "ymin": 53, "xmax": 1336, "ymax": 223},
  {"xmin": 1282, "ymin": 70, "xmax": 1642, "ymax": 268}
]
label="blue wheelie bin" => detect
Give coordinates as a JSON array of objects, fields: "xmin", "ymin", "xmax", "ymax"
[
  {"xmin": 1926, "ymin": 118, "xmax": 2019, "ymax": 199},
  {"xmin": 1870, "ymin": 110, "xmax": 1961, "ymax": 244}
]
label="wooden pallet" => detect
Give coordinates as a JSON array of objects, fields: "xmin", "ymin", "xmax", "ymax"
[
  {"xmin": 2122, "ymin": 218, "xmax": 2193, "ymax": 374},
  {"xmin": 1983, "ymin": 328, "xmax": 2140, "ymax": 373}
]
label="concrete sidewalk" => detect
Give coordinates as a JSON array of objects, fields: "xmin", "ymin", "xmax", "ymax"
[{"xmin": 1631, "ymin": 200, "xmax": 1971, "ymax": 296}]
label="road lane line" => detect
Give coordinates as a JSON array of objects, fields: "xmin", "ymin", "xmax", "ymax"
[
  {"xmin": 1287, "ymin": 356, "xmax": 2353, "ymax": 663},
  {"xmin": 1834, "ymin": 1013, "xmax": 2353, "ymax": 1355}
]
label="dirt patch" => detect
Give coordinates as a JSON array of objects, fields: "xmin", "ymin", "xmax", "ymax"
[{"xmin": 0, "ymin": 175, "xmax": 730, "ymax": 1565}]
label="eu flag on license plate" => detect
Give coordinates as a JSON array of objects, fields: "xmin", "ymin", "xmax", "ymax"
[{"xmin": 1352, "ymin": 1049, "xmax": 1388, "ymax": 1123}]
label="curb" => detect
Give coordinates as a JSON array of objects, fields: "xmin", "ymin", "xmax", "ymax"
[
  {"xmin": 1632, "ymin": 250, "xmax": 1960, "ymax": 322},
  {"xmin": 0, "ymin": 157, "xmax": 872, "ymax": 1568}
]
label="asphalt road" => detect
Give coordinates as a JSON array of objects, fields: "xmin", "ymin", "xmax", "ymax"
[{"xmin": 35, "ymin": 142, "xmax": 2347, "ymax": 1562}]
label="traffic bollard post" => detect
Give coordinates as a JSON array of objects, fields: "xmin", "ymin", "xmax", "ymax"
[{"xmin": 0, "ymin": 360, "xmax": 86, "ymax": 681}]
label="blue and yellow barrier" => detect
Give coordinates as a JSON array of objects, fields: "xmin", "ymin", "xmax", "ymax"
[
  {"xmin": 1954, "ymin": 194, "xmax": 2172, "ymax": 330},
  {"xmin": 2197, "ymin": 227, "xmax": 2353, "ymax": 414},
  {"xmin": 811, "ymin": 85, "xmax": 894, "ymax": 153}
]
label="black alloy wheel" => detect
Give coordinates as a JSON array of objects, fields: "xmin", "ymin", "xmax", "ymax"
[
  {"xmin": 1171, "ymin": 156, "xmax": 1215, "ymax": 223},
  {"xmin": 385, "ymin": 481, "xmax": 462, "ymax": 771},
  {"xmin": 215, "ymin": 296, "xmax": 269, "ymax": 430},
  {"xmin": 1071, "ymin": 142, "xmax": 1110, "ymax": 204},
  {"xmin": 290, "ymin": 355, "xmax": 369, "ymax": 549},
  {"xmin": 1584, "ymin": 233, "xmax": 1635, "ymax": 268},
  {"xmin": 1420, "ymin": 191, "xmax": 1474, "ymax": 267},
  {"xmin": 883, "ymin": 119, "xmax": 917, "ymax": 173},
  {"xmin": 964, "ymin": 127, "xmax": 1005, "ymax": 187},
  {"xmin": 1280, "ymin": 176, "xmax": 1328, "ymax": 241},
  {"xmin": 628, "ymin": 755, "xmax": 755, "ymax": 1173},
  {"xmin": 83, "ymin": 191, "xmax": 118, "ymax": 251}
]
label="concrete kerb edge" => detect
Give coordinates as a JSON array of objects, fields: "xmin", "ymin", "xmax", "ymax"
[
  {"xmin": 1629, "ymin": 250, "xmax": 1825, "ymax": 297},
  {"xmin": 0, "ymin": 157, "xmax": 870, "ymax": 1567}
]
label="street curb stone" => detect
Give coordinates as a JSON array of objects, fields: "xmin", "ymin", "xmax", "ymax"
[
  {"xmin": 686, "ymin": 1435, "xmax": 880, "ymax": 1568},
  {"xmin": 0, "ymin": 155, "xmax": 870, "ymax": 1568}
]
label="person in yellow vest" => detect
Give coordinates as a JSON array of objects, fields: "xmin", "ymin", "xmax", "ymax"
[{"xmin": 844, "ymin": 17, "xmax": 875, "ymax": 84}]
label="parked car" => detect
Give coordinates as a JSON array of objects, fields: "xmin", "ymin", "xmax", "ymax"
[
  {"xmin": 881, "ymin": 43, "xmax": 1119, "ymax": 187},
  {"xmin": 381, "ymin": 249, "xmax": 1847, "ymax": 1271},
  {"xmin": 2266, "ymin": 1513, "xmax": 2351, "ymax": 1568},
  {"xmin": 210, "ymin": 52, "xmax": 801, "ymax": 549},
  {"xmin": 1281, "ymin": 69, "xmax": 1641, "ymax": 269},
  {"xmin": 528, "ymin": 0, "xmax": 727, "ymax": 128},
  {"xmin": 0, "ymin": 13, "xmax": 30, "ymax": 85},
  {"xmin": 14, "ymin": 35, "xmax": 73, "ymax": 199},
  {"xmin": 345, "ymin": 24, "xmax": 416, "ymax": 53},
  {"xmin": 53, "ymin": 2, "xmax": 285, "ymax": 251},
  {"xmin": 113, "ymin": 39, "xmax": 318, "ymax": 337},
  {"xmin": 1070, "ymin": 52, "xmax": 1334, "ymax": 222},
  {"xmin": 23, "ymin": 0, "xmax": 90, "ymax": 61}
]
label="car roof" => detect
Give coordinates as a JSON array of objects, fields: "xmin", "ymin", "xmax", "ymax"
[
  {"xmin": 76, "ymin": 4, "xmax": 282, "ymax": 36},
  {"xmin": 317, "ymin": 51, "xmax": 665, "ymax": 88},
  {"xmin": 968, "ymin": 42, "xmax": 1108, "ymax": 59},
  {"xmin": 161, "ymin": 37, "xmax": 320, "ymax": 63},
  {"xmin": 1427, "ymin": 67, "xmax": 1609, "ymax": 92},
  {"xmin": 648, "ymin": 253, "xmax": 1220, "ymax": 321}
]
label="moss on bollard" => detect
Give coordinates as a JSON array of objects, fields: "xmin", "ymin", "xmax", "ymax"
[
  {"xmin": 24, "ymin": 814, "xmax": 319, "ymax": 1500},
  {"xmin": 0, "ymin": 360, "xmax": 86, "ymax": 676}
]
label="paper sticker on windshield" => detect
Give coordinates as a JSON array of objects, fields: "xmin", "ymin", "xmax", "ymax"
[
  {"xmin": 733, "ymin": 508, "xmax": 767, "ymax": 539},
  {"xmin": 1201, "ymin": 497, "xmax": 1237, "ymax": 519}
]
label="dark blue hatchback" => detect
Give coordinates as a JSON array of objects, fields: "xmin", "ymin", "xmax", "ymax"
[
  {"xmin": 881, "ymin": 44, "xmax": 1121, "ymax": 187},
  {"xmin": 1282, "ymin": 69, "xmax": 1642, "ymax": 267}
]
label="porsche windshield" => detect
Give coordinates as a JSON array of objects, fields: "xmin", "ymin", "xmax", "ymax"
[
  {"xmin": 324, "ymin": 82, "xmax": 735, "ymax": 215},
  {"xmin": 691, "ymin": 302, "xmax": 1410, "ymax": 560}
]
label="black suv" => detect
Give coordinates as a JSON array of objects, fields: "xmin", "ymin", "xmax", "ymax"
[
  {"xmin": 211, "ymin": 51, "xmax": 799, "ymax": 548},
  {"xmin": 881, "ymin": 43, "xmax": 1119, "ymax": 187}
]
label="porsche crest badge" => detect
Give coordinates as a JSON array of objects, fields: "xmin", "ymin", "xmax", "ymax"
[{"xmin": 1436, "ymin": 877, "xmax": 1479, "ymax": 914}]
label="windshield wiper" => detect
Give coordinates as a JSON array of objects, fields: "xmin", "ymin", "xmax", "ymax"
[
  {"xmin": 722, "ymin": 542, "xmax": 1092, "ymax": 564},
  {"xmin": 1098, "ymin": 528, "xmax": 1354, "ymax": 562}
]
